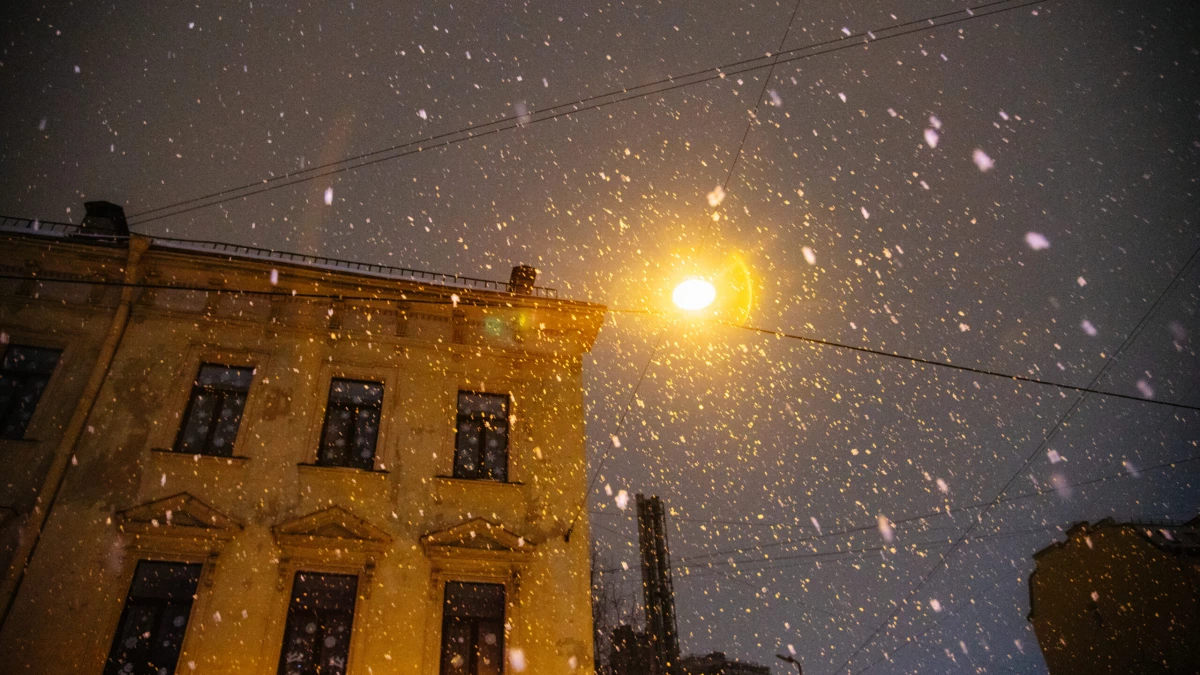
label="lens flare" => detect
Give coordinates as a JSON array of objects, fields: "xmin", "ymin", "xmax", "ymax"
[{"xmin": 672, "ymin": 278, "xmax": 716, "ymax": 311}]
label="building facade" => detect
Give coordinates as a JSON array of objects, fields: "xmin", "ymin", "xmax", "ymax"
[
  {"xmin": 0, "ymin": 209, "xmax": 606, "ymax": 674},
  {"xmin": 1027, "ymin": 517, "xmax": 1200, "ymax": 674}
]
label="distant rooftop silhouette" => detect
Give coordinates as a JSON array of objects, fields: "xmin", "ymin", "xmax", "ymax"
[{"xmin": 1028, "ymin": 515, "xmax": 1200, "ymax": 674}]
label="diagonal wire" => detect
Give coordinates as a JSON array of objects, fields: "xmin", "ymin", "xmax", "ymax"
[
  {"xmin": 847, "ymin": 375, "xmax": 1200, "ymax": 673},
  {"xmin": 720, "ymin": 0, "xmax": 805, "ymax": 194},
  {"xmin": 676, "ymin": 449, "xmax": 1200, "ymax": 565},
  {"xmin": 9, "ymin": 270, "xmax": 1198, "ymax": 412},
  {"xmin": 563, "ymin": 0, "xmax": 807, "ymax": 543},
  {"xmin": 721, "ymin": 320, "xmax": 1200, "ymax": 412},
  {"xmin": 832, "ymin": 243, "xmax": 1200, "ymax": 674},
  {"xmin": 852, "ymin": 572, "xmax": 1014, "ymax": 674},
  {"xmin": 128, "ymin": 0, "xmax": 1017, "ymax": 221},
  {"xmin": 564, "ymin": 322, "xmax": 671, "ymax": 541},
  {"xmin": 127, "ymin": 0, "xmax": 1049, "ymax": 225}
]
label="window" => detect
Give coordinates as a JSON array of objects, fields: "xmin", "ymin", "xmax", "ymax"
[
  {"xmin": 440, "ymin": 582, "xmax": 506, "ymax": 675},
  {"xmin": 174, "ymin": 364, "xmax": 254, "ymax": 456},
  {"xmin": 104, "ymin": 560, "xmax": 202, "ymax": 675},
  {"xmin": 318, "ymin": 379, "xmax": 383, "ymax": 470},
  {"xmin": 453, "ymin": 392, "xmax": 510, "ymax": 481},
  {"xmin": 277, "ymin": 572, "xmax": 358, "ymax": 675},
  {"xmin": 0, "ymin": 344, "xmax": 61, "ymax": 439}
]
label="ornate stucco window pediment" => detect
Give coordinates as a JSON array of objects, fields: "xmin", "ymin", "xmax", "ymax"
[
  {"xmin": 421, "ymin": 517, "xmax": 535, "ymax": 569},
  {"xmin": 419, "ymin": 518, "xmax": 536, "ymax": 675},
  {"xmin": 116, "ymin": 493, "xmax": 241, "ymax": 558},
  {"xmin": 115, "ymin": 493, "xmax": 242, "ymax": 587},
  {"xmin": 271, "ymin": 506, "xmax": 392, "ymax": 597}
]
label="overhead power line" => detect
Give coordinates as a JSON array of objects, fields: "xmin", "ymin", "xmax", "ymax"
[
  {"xmin": 832, "ymin": 243, "xmax": 1200, "ymax": 674},
  {"xmin": 127, "ymin": 0, "xmax": 1052, "ymax": 225},
  {"xmin": 852, "ymin": 571, "xmax": 1013, "ymax": 675},
  {"xmin": 725, "ymin": 320, "xmax": 1200, "ymax": 412},
  {"xmin": 564, "ymin": 324, "xmax": 672, "ymax": 542},
  {"xmin": 10, "ymin": 270, "xmax": 1198, "ymax": 412},
  {"xmin": 718, "ymin": 0, "xmax": 804, "ymax": 195},
  {"xmin": 680, "ymin": 526, "xmax": 1065, "ymax": 578},
  {"xmin": 602, "ymin": 451, "xmax": 1200, "ymax": 566},
  {"xmin": 595, "ymin": 523, "xmax": 1099, "ymax": 577},
  {"xmin": 571, "ymin": 0, "xmax": 805, "ymax": 543}
]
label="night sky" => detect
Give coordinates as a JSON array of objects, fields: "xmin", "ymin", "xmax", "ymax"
[{"xmin": 3, "ymin": 1, "xmax": 1199, "ymax": 673}]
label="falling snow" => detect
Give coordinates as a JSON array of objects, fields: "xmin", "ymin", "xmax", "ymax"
[
  {"xmin": 1026, "ymin": 232, "xmax": 1052, "ymax": 250},
  {"xmin": 972, "ymin": 149, "xmax": 995, "ymax": 172},
  {"xmin": 0, "ymin": 3, "xmax": 1196, "ymax": 674}
]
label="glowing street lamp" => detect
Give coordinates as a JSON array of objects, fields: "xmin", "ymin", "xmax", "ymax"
[{"xmin": 672, "ymin": 278, "xmax": 716, "ymax": 311}]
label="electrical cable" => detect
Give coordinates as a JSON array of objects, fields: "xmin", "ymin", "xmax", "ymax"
[
  {"xmin": 832, "ymin": 243, "xmax": 1200, "ymax": 674},
  {"xmin": 564, "ymin": 323, "xmax": 671, "ymax": 541},
  {"xmin": 852, "ymin": 572, "xmax": 1014, "ymax": 674},
  {"xmin": 692, "ymin": 447, "xmax": 1200, "ymax": 567},
  {"xmin": 11, "ymin": 270, "xmax": 1198, "ymax": 412},
  {"xmin": 846, "ymin": 380, "xmax": 1200, "ymax": 672},
  {"xmin": 594, "ymin": 449, "xmax": 1200, "ymax": 570},
  {"xmin": 596, "ymin": 524, "xmax": 1084, "ymax": 576},
  {"xmin": 126, "ymin": 0, "xmax": 1050, "ymax": 225},
  {"xmin": 684, "ymin": 526, "xmax": 1062, "ymax": 578},
  {"xmin": 722, "ymin": 320, "xmax": 1200, "ymax": 412},
  {"xmin": 718, "ymin": 0, "xmax": 804, "ymax": 195}
]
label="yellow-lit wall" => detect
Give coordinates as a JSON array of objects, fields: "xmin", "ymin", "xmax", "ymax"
[{"xmin": 0, "ymin": 233, "xmax": 605, "ymax": 674}]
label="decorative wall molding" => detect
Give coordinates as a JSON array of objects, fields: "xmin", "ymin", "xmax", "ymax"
[
  {"xmin": 271, "ymin": 506, "xmax": 392, "ymax": 596},
  {"xmin": 115, "ymin": 493, "xmax": 242, "ymax": 584}
]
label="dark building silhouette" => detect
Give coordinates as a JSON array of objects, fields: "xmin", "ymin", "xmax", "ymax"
[
  {"xmin": 638, "ymin": 494, "xmax": 682, "ymax": 675},
  {"xmin": 681, "ymin": 651, "xmax": 771, "ymax": 675},
  {"xmin": 1028, "ymin": 517, "xmax": 1200, "ymax": 674},
  {"xmin": 609, "ymin": 624, "xmax": 657, "ymax": 675}
]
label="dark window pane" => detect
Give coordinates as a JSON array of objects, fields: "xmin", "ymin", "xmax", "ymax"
[
  {"xmin": 458, "ymin": 392, "xmax": 508, "ymax": 416},
  {"xmin": 318, "ymin": 379, "xmax": 382, "ymax": 470},
  {"xmin": 1, "ymin": 345, "xmax": 61, "ymax": 373},
  {"xmin": 196, "ymin": 363, "xmax": 253, "ymax": 391},
  {"xmin": 104, "ymin": 561, "xmax": 202, "ymax": 675},
  {"xmin": 173, "ymin": 364, "xmax": 254, "ymax": 456},
  {"xmin": 441, "ymin": 620, "xmax": 473, "ymax": 675},
  {"xmin": 481, "ymin": 425, "xmax": 509, "ymax": 483},
  {"xmin": 176, "ymin": 393, "xmax": 217, "ymax": 453},
  {"xmin": 353, "ymin": 407, "xmax": 380, "ymax": 461},
  {"xmin": 0, "ymin": 345, "xmax": 61, "ymax": 439},
  {"xmin": 277, "ymin": 572, "xmax": 357, "ymax": 675},
  {"xmin": 209, "ymin": 392, "xmax": 247, "ymax": 452},
  {"xmin": 453, "ymin": 392, "xmax": 509, "ymax": 481},
  {"xmin": 329, "ymin": 380, "xmax": 383, "ymax": 406},
  {"xmin": 441, "ymin": 582, "xmax": 505, "ymax": 675}
]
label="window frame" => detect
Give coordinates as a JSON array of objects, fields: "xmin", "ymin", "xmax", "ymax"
[
  {"xmin": 148, "ymin": 345, "xmax": 267, "ymax": 458},
  {"xmin": 439, "ymin": 581, "xmax": 507, "ymax": 675},
  {"xmin": 95, "ymin": 493, "xmax": 240, "ymax": 675},
  {"xmin": 172, "ymin": 362, "xmax": 256, "ymax": 457},
  {"xmin": 452, "ymin": 390, "xmax": 512, "ymax": 482},
  {"xmin": 0, "ymin": 342, "xmax": 64, "ymax": 441},
  {"xmin": 421, "ymin": 563, "xmax": 527, "ymax": 675},
  {"xmin": 263, "ymin": 507, "xmax": 389, "ymax": 675},
  {"xmin": 316, "ymin": 377, "xmax": 385, "ymax": 471},
  {"xmin": 102, "ymin": 559, "xmax": 204, "ymax": 675},
  {"xmin": 304, "ymin": 362, "xmax": 399, "ymax": 473},
  {"xmin": 276, "ymin": 570, "xmax": 360, "ymax": 675}
]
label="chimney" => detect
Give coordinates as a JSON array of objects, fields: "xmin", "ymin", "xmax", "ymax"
[
  {"xmin": 508, "ymin": 265, "xmax": 537, "ymax": 295},
  {"xmin": 79, "ymin": 201, "xmax": 130, "ymax": 237}
]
